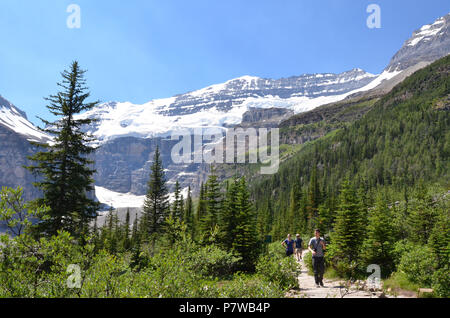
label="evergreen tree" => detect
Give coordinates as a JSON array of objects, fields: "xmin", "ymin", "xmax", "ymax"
[
  {"xmin": 361, "ymin": 196, "xmax": 396, "ymax": 277},
  {"xmin": 298, "ymin": 188, "xmax": 309, "ymax": 235},
  {"xmin": 232, "ymin": 177, "xmax": 259, "ymax": 271},
  {"xmin": 220, "ymin": 178, "xmax": 240, "ymax": 250},
  {"xmin": 407, "ymin": 189, "xmax": 437, "ymax": 244},
  {"xmin": 184, "ymin": 186, "xmax": 195, "ymax": 239},
  {"xmin": 428, "ymin": 200, "xmax": 449, "ymax": 269},
  {"xmin": 131, "ymin": 213, "xmax": 139, "ymax": 246},
  {"xmin": 288, "ymin": 186, "xmax": 299, "ymax": 234},
  {"xmin": 265, "ymin": 199, "xmax": 274, "ymax": 236},
  {"xmin": 141, "ymin": 146, "xmax": 170, "ymax": 246},
  {"xmin": 330, "ymin": 178, "xmax": 365, "ymax": 271},
  {"xmin": 26, "ymin": 61, "xmax": 99, "ymax": 238},
  {"xmin": 196, "ymin": 183, "xmax": 207, "ymax": 231},
  {"xmin": 123, "ymin": 208, "xmax": 131, "ymax": 251},
  {"xmin": 199, "ymin": 168, "xmax": 222, "ymax": 237},
  {"xmin": 171, "ymin": 181, "xmax": 183, "ymax": 220},
  {"xmin": 306, "ymin": 166, "xmax": 321, "ymax": 230},
  {"xmin": 104, "ymin": 207, "xmax": 118, "ymax": 254}
]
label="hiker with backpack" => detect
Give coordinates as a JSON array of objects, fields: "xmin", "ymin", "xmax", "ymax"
[
  {"xmin": 282, "ymin": 233, "xmax": 295, "ymax": 257},
  {"xmin": 308, "ymin": 229, "xmax": 326, "ymax": 287},
  {"xmin": 294, "ymin": 234, "xmax": 303, "ymax": 261}
]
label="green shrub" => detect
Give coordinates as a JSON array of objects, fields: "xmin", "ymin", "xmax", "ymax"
[
  {"xmin": 398, "ymin": 245, "xmax": 437, "ymax": 287},
  {"xmin": 303, "ymin": 252, "xmax": 313, "ymax": 275},
  {"xmin": 255, "ymin": 242, "xmax": 300, "ymax": 290},
  {"xmin": 392, "ymin": 240, "xmax": 415, "ymax": 266},
  {"xmin": 210, "ymin": 274, "xmax": 284, "ymax": 298},
  {"xmin": 383, "ymin": 271, "xmax": 420, "ymax": 293},
  {"xmin": 185, "ymin": 244, "xmax": 240, "ymax": 279},
  {"xmin": 431, "ymin": 267, "xmax": 450, "ymax": 298}
]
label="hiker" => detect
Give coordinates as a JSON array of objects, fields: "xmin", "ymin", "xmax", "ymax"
[
  {"xmin": 308, "ymin": 229, "xmax": 326, "ymax": 287},
  {"xmin": 282, "ymin": 233, "xmax": 295, "ymax": 257},
  {"xmin": 294, "ymin": 234, "xmax": 303, "ymax": 261}
]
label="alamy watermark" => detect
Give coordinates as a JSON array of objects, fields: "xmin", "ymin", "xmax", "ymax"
[
  {"xmin": 67, "ymin": 4, "xmax": 81, "ymax": 29},
  {"xmin": 366, "ymin": 4, "xmax": 381, "ymax": 29},
  {"xmin": 170, "ymin": 128, "xmax": 279, "ymax": 174},
  {"xmin": 67, "ymin": 264, "xmax": 81, "ymax": 288},
  {"xmin": 366, "ymin": 264, "xmax": 381, "ymax": 289}
]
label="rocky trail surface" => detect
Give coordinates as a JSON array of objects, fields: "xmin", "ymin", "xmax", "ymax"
[{"xmin": 286, "ymin": 251, "xmax": 415, "ymax": 298}]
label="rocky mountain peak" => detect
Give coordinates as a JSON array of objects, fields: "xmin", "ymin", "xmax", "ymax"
[
  {"xmin": 386, "ymin": 13, "xmax": 450, "ymax": 72},
  {"xmin": 0, "ymin": 95, "xmax": 49, "ymax": 143}
]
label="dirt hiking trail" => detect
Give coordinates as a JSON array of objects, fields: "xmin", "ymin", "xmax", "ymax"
[{"xmin": 286, "ymin": 251, "xmax": 414, "ymax": 298}]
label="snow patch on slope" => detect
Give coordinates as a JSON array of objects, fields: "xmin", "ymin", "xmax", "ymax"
[
  {"xmin": 95, "ymin": 186, "xmax": 146, "ymax": 210},
  {"xmin": 349, "ymin": 69, "xmax": 402, "ymax": 94},
  {"xmin": 0, "ymin": 99, "xmax": 50, "ymax": 142},
  {"xmin": 407, "ymin": 16, "xmax": 446, "ymax": 47},
  {"xmin": 95, "ymin": 185, "xmax": 189, "ymax": 212}
]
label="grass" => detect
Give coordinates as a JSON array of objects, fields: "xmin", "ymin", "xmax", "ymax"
[
  {"xmin": 383, "ymin": 272, "xmax": 420, "ymax": 296},
  {"xmin": 323, "ymin": 267, "xmax": 342, "ymax": 281}
]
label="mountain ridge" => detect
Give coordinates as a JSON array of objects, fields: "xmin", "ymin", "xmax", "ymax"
[{"xmin": 0, "ymin": 13, "xmax": 449, "ymax": 206}]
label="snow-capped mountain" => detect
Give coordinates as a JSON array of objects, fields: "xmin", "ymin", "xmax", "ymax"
[
  {"xmin": 1, "ymin": 13, "xmax": 449, "ymax": 208},
  {"xmin": 0, "ymin": 95, "xmax": 49, "ymax": 202},
  {"xmin": 0, "ymin": 95, "xmax": 49, "ymax": 143},
  {"xmin": 77, "ymin": 69, "xmax": 377, "ymax": 144},
  {"xmin": 78, "ymin": 14, "xmax": 450, "ymax": 145},
  {"xmin": 386, "ymin": 13, "xmax": 449, "ymax": 72}
]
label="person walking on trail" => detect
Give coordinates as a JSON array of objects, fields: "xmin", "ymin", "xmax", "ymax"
[
  {"xmin": 282, "ymin": 234, "xmax": 295, "ymax": 257},
  {"xmin": 294, "ymin": 234, "xmax": 303, "ymax": 261},
  {"xmin": 308, "ymin": 229, "xmax": 326, "ymax": 287}
]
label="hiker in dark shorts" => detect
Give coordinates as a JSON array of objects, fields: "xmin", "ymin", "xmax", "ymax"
[
  {"xmin": 282, "ymin": 234, "xmax": 295, "ymax": 257},
  {"xmin": 294, "ymin": 234, "xmax": 303, "ymax": 261},
  {"xmin": 308, "ymin": 229, "xmax": 326, "ymax": 287}
]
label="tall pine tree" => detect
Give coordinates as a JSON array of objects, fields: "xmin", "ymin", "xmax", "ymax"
[
  {"xmin": 361, "ymin": 196, "xmax": 396, "ymax": 277},
  {"xmin": 141, "ymin": 146, "xmax": 169, "ymax": 246},
  {"xmin": 199, "ymin": 168, "xmax": 222, "ymax": 237},
  {"xmin": 184, "ymin": 186, "xmax": 195, "ymax": 239},
  {"xmin": 171, "ymin": 181, "xmax": 183, "ymax": 220},
  {"xmin": 27, "ymin": 61, "xmax": 99, "ymax": 238},
  {"xmin": 220, "ymin": 178, "xmax": 240, "ymax": 250},
  {"xmin": 330, "ymin": 178, "xmax": 365, "ymax": 273},
  {"xmin": 232, "ymin": 177, "xmax": 259, "ymax": 271}
]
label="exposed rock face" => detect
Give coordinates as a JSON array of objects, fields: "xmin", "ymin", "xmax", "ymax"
[
  {"xmin": 94, "ymin": 136, "xmax": 204, "ymax": 195},
  {"xmin": 386, "ymin": 14, "xmax": 450, "ymax": 72},
  {"xmin": 0, "ymin": 124, "xmax": 41, "ymax": 201},
  {"xmin": 239, "ymin": 107, "xmax": 294, "ymax": 128},
  {"xmin": 0, "ymin": 95, "xmax": 47, "ymax": 201},
  {"xmin": 158, "ymin": 69, "xmax": 376, "ymax": 117}
]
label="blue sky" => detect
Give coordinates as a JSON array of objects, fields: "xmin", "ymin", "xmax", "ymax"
[{"xmin": 0, "ymin": 0, "xmax": 449, "ymax": 125}]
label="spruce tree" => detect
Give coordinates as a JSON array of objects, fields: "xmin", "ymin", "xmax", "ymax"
[
  {"xmin": 26, "ymin": 61, "xmax": 99, "ymax": 238},
  {"xmin": 306, "ymin": 166, "xmax": 321, "ymax": 228},
  {"xmin": 428, "ymin": 206, "xmax": 450, "ymax": 269},
  {"xmin": 196, "ymin": 183, "xmax": 207, "ymax": 229},
  {"xmin": 288, "ymin": 185, "xmax": 300, "ymax": 234},
  {"xmin": 407, "ymin": 189, "xmax": 437, "ymax": 244},
  {"xmin": 232, "ymin": 177, "xmax": 259, "ymax": 271},
  {"xmin": 123, "ymin": 208, "xmax": 131, "ymax": 251},
  {"xmin": 131, "ymin": 213, "xmax": 139, "ymax": 246},
  {"xmin": 330, "ymin": 178, "xmax": 364, "ymax": 271},
  {"xmin": 220, "ymin": 178, "xmax": 239, "ymax": 250},
  {"xmin": 184, "ymin": 186, "xmax": 195, "ymax": 239},
  {"xmin": 141, "ymin": 146, "xmax": 170, "ymax": 246},
  {"xmin": 264, "ymin": 199, "xmax": 274, "ymax": 236},
  {"xmin": 361, "ymin": 196, "xmax": 396, "ymax": 277},
  {"xmin": 171, "ymin": 181, "xmax": 183, "ymax": 220},
  {"xmin": 199, "ymin": 168, "xmax": 222, "ymax": 236}
]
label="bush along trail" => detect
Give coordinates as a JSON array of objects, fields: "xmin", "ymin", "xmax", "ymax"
[{"xmin": 286, "ymin": 250, "xmax": 415, "ymax": 298}]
